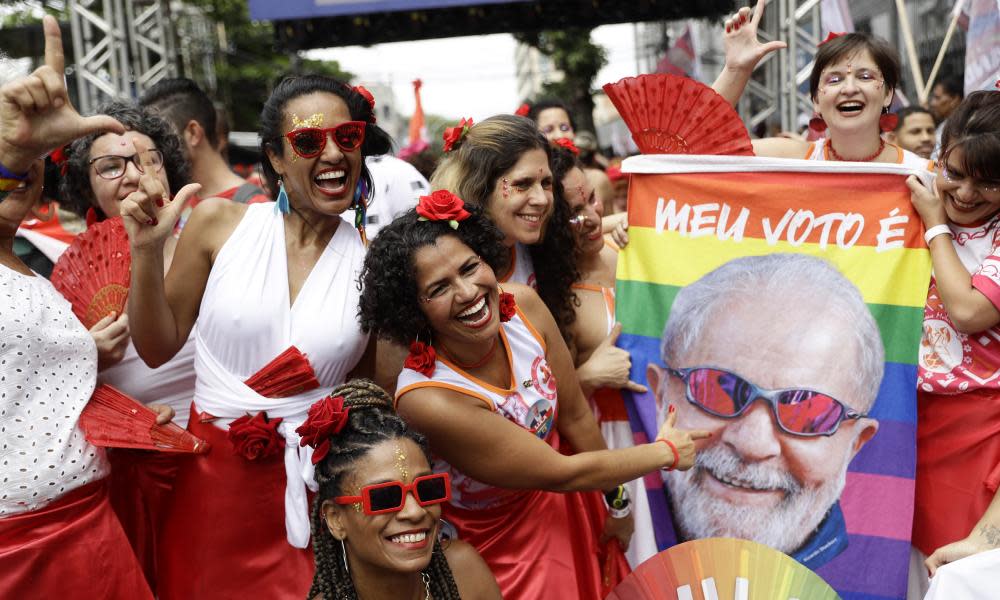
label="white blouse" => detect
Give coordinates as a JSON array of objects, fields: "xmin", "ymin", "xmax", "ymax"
[{"xmin": 0, "ymin": 265, "xmax": 108, "ymax": 516}]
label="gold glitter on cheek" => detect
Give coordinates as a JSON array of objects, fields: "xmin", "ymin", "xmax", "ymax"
[
  {"xmin": 394, "ymin": 443, "xmax": 409, "ymax": 481},
  {"xmin": 292, "ymin": 112, "xmax": 324, "ymax": 129}
]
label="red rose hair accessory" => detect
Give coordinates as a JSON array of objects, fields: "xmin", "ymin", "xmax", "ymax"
[
  {"xmin": 499, "ymin": 289, "xmax": 517, "ymax": 323},
  {"xmin": 228, "ymin": 411, "xmax": 284, "ymax": 461},
  {"xmin": 442, "ymin": 117, "xmax": 473, "ymax": 153},
  {"xmin": 514, "ymin": 103, "xmax": 531, "ymax": 117},
  {"xmin": 404, "ymin": 340, "xmax": 436, "ymax": 377},
  {"xmin": 50, "ymin": 145, "xmax": 69, "ymax": 176},
  {"xmin": 354, "ymin": 85, "xmax": 377, "ymax": 123},
  {"xmin": 553, "ymin": 137, "xmax": 580, "ymax": 155},
  {"xmin": 416, "ymin": 189, "xmax": 471, "ymax": 229},
  {"xmin": 818, "ymin": 32, "xmax": 845, "ymax": 46},
  {"xmin": 296, "ymin": 394, "xmax": 350, "ymax": 465}
]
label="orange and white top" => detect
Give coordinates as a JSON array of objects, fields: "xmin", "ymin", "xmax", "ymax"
[
  {"xmin": 396, "ymin": 308, "xmax": 557, "ymax": 510},
  {"xmin": 804, "ymin": 139, "xmax": 934, "ymax": 171}
]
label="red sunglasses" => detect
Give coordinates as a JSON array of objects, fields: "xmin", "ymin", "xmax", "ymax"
[
  {"xmin": 335, "ymin": 472, "xmax": 451, "ymax": 515},
  {"xmin": 284, "ymin": 121, "xmax": 366, "ymax": 158}
]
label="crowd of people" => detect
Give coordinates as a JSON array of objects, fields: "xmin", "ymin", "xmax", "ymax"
[{"xmin": 2, "ymin": 3, "xmax": 999, "ymax": 598}]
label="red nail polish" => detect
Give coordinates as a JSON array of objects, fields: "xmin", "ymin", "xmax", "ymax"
[
  {"xmin": 669, "ymin": 405, "xmax": 676, "ymax": 414},
  {"xmin": 156, "ymin": 198, "xmax": 164, "ymax": 207},
  {"xmin": 152, "ymin": 218, "xmax": 158, "ymax": 226},
  {"xmin": 726, "ymin": 25, "xmax": 732, "ymax": 33}
]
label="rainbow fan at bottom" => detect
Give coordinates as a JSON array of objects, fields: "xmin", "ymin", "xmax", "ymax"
[{"xmin": 606, "ymin": 538, "xmax": 840, "ymax": 600}]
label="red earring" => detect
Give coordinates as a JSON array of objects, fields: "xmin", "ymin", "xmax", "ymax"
[
  {"xmin": 808, "ymin": 113, "xmax": 827, "ymax": 133},
  {"xmin": 879, "ymin": 108, "xmax": 898, "ymax": 132}
]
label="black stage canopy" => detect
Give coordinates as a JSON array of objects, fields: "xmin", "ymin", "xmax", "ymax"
[{"xmin": 270, "ymin": 0, "xmax": 737, "ymax": 51}]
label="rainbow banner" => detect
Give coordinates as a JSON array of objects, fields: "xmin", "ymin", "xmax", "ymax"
[{"xmin": 617, "ymin": 155, "xmax": 933, "ymax": 600}]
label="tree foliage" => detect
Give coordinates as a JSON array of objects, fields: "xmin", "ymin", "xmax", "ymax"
[{"xmin": 515, "ymin": 28, "xmax": 607, "ymax": 134}]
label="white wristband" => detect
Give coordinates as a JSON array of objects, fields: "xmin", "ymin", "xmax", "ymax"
[{"xmin": 924, "ymin": 224, "xmax": 953, "ymax": 245}]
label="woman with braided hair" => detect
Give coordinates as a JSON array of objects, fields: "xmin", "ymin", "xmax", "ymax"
[{"xmin": 300, "ymin": 379, "xmax": 500, "ymax": 599}]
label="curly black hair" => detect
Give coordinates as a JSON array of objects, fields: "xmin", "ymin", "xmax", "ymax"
[
  {"xmin": 258, "ymin": 74, "xmax": 393, "ymax": 205},
  {"xmin": 309, "ymin": 379, "xmax": 460, "ymax": 600},
  {"xmin": 59, "ymin": 101, "xmax": 190, "ymax": 220},
  {"xmin": 429, "ymin": 114, "xmax": 580, "ymax": 342},
  {"xmin": 358, "ymin": 205, "xmax": 509, "ymax": 347}
]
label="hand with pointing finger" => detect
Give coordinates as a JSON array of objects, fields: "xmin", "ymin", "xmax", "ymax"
[
  {"xmin": 722, "ymin": 0, "xmax": 787, "ymax": 74},
  {"xmin": 0, "ymin": 15, "xmax": 125, "ymax": 174},
  {"xmin": 119, "ymin": 139, "xmax": 201, "ymax": 250},
  {"xmin": 655, "ymin": 404, "xmax": 712, "ymax": 471},
  {"xmin": 577, "ymin": 323, "xmax": 648, "ymax": 396}
]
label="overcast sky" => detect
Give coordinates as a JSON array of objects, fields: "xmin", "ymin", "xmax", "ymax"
[{"xmin": 306, "ymin": 23, "xmax": 641, "ymax": 121}]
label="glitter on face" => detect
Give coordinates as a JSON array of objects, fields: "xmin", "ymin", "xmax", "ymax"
[
  {"xmin": 501, "ymin": 177, "xmax": 510, "ymax": 199},
  {"xmin": 292, "ymin": 112, "xmax": 324, "ymax": 129},
  {"xmin": 394, "ymin": 443, "xmax": 409, "ymax": 481}
]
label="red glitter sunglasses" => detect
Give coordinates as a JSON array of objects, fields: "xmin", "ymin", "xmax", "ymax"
[
  {"xmin": 284, "ymin": 121, "xmax": 366, "ymax": 158},
  {"xmin": 335, "ymin": 472, "xmax": 451, "ymax": 515}
]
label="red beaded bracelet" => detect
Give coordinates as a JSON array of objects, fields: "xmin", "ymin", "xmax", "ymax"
[{"xmin": 657, "ymin": 438, "xmax": 679, "ymax": 471}]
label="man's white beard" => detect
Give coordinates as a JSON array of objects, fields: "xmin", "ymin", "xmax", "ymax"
[{"xmin": 663, "ymin": 443, "xmax": 849, "ymax": 554}]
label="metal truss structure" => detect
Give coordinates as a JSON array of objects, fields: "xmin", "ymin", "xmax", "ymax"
[
  {"xmin": 68, "ymin": 0, "xmax": 178, "ymax": 113},
  {"xmin": 739, "ymin": 0, "xmax": 822, "ymax": 134}
]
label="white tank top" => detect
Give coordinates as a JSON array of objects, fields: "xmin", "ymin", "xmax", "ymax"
[
  {"xmin": 396, "ymin": 309, "xmax": 557, "ymax": 510},
  {"xmin": 498, "ymin": 242, "xmax": 536, "ymax": 289},
  {"xmin": 191, "ymin": 202, "xmax": 368, "ymax": 547},
  {"xmin": 805, "ymin": 139, "xmax": 934, "ymax": 171}
]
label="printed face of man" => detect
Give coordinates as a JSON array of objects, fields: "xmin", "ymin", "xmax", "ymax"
[{"xmin": 649, "ymin": 295, "xmax": 878, "ymax": 554}]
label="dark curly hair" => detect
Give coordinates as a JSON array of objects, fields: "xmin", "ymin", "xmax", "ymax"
[
  {"xmin": 358, "ymin": 205, "xmax": 509, "ymax": 347},
  {"xmin": 430, "ymin": 114, "xmax": 580, "ymax": 341},
  {"xmin": 940, "ymin": 91, "xmax": 1000, "ymax": 183},
  {"xmin": 59, "ymin": 101, "xmax": 190, "ymax": 220},
  {"xmin": 309, "ymin": 379, "xmax": 460, "ymax": 600},
  {"xmin": 258, "ymin": 74, "xmax": 393, "ymax": 206}
]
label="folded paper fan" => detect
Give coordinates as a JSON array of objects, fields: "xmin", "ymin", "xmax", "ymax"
[
  {"xmin": 51, "ymin": 217, "xmax": 130, "ymax": 329},
  {"xmin": 79, "ymin": 385, "xmax": 209, "ymax": 453},
  {"xmin": 606, "ymin": 538, "xmax": 838, "ymax": 600},
  {"xmin": 602, "ymin": 74, "xmax": 754, "ymax": 156},
  {"xmin": 244, "ymin": 346, "xmax": 321, "ymax": 398}
]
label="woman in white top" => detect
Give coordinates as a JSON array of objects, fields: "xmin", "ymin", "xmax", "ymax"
[
  {"xmin": 0, "ymin": 17, "xmax": 164, "ymax": 598},
  {"xmin": 121, "ymin": 75, "xmax": 392, "ymax": 599}
]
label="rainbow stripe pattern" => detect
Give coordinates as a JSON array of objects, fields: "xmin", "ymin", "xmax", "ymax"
[{"xmin": 616, "ymin": 155, "xmax": 932, "ymax": 600}]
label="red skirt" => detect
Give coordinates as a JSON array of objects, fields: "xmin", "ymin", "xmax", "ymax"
[
  {"xmin": 156, "ymin": 406, "xmax": 314, "ymax": 599},
  {"xmin": 0, "ymin": 479, "xmax": 152, "ymax": 599},
  {"xmin": 914, "ymin": 388, "xmax": 1000, "ymax": 554},
  {"xmin": 444, "ymin": 487, "xmax": 628, "ymax": 599},
  {"xmin": 108, "ymin": 449, "xmax": 181, "ymax": 590}
]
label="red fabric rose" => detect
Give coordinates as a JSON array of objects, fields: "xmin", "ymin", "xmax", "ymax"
[
  {"xmin": 227, "ymin": 411, "xmax": 284, "ymax": 461},
  {"xmin": 554, "ymin": 138, "xmax": 580, "ymax": 155},
  {"xmin": 818, "ymin": 31, "xmax": 845, "ymax": 46},
  {"xmin": 514, "ymin": 103, "xmax": 531, "ymax": 117},
  {"xmin": 354, "ymin": 85, "xmax": 377, "ymax": 122},
  {"xmin": 499, "ymin": 291, "xmax": 517, "ymax": 323},
  {"xmin": 442, "ymin": 117, "xmax": 473, "ymax": 153},
  {"xmin": 296, "ymin": 395, "xmax": 350, "ymax": 465},
  {"xmin": 416, "ymin": 190, "xmax": 471, "ymax": 228},
  {"xmin": 404, "ymin": 340, "xmax": 436, "ymax": 377}
]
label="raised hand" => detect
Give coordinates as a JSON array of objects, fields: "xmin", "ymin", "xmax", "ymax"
[
  {"xmin": 119, "ymin": 139, "xmax": 200, "ymax": 250},
  {"xmin": 722, "ymin": 0, "xmax": 787, "ymax": 73},
  {"xmin": 906, "ymin": 174, "xmax": 948, "ymax": 229},
  {"xmin": 579, "ymin": 323, "xmax": 647, "ymax": 394},
  {"xmin": 0, "ymin": 15, "xmax": 124, "ymax": 173},
  {"xmin": 655, "ymin": 404, "xmax": 712, "ymax": 471}
]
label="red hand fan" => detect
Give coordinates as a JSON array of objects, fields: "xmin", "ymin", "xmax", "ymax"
[
  {"xmin": 243, "ymin": 346, "xmax": 321, "ymax": 398},
  {"xmin": 602, "ymin": 74, "xmax": 754, "ymax": 156},
  {"xmin": 51, "ymin": 217, "xmax": 130, "ymax": 329},
  {"xmin": 79, "ymin": 384, "xmax": 209, "ymax": 453},
  {"xmin": 606, "ymin": 538, "xmax": 838, "ymax": 600}
]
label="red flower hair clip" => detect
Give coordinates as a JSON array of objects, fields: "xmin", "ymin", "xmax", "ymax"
[
  {"xmin": 416, "ymin": 190, "xmax": 471, "ymax": 229},
  {"xmin": 499, "ymin": 290, "xmax": 517, "ymax": 323},
  {"xmin": 442, "ymin": 117, "xmax": 473, "ymax": 153},
  {"xmin": 296, "ymin": 395, "xmax": 351, "ymax": 464},
  {"xmin": 818, "ymin": 32, "xmax": 845, "ymax": 47},
  {"xmin": 404, "ymin": 340, "xmax": 437, "ymax": 377},
  {"xmin": 514, "ymin": 103, "xmax": 531, "ymax": 117},
  {"xmin": 228, "ymin": 411, "xmax": 284, "ymax": 461},
  {"xmin": 50, "ymin": 145, "xmax": 69, "ymax": 176},
  {"xmin": 354, "ymin": 85, "xmax": 377, "ymax": 123},
  {"xmin": 553, "ymin": 137, "xmax": 580, "ymax": 155}
]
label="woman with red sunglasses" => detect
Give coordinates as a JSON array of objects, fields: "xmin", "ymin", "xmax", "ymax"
[
  {"xmin": 359, "ymin": 193, "xmax": 710, "ymax": 599},
  {"xmin": 301, "ymin": 379, "xmax": 500, "ymax": 599},
  {"xmin": 905, "ymin": 91, "xmax": 1000, "ymax": 594},
  {"xmin": 120, "ymin": 75, "xmax": 393, "ymax": 599}
]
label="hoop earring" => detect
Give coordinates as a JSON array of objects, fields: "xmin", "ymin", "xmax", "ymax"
[
  {"xmin": 275, "ymin": 180, "xmax": 290, "ymax": 215},
  {"xmin": 340, "ymin": 538, "xmax": 350, "ymax": 574}
]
